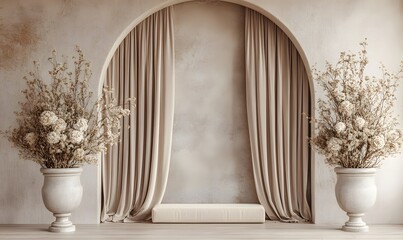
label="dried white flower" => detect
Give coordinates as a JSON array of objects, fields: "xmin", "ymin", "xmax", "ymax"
[
  {"xmin": 327, "ymin": 138, "xmax": 341, "ymax": 152},
  {"xmin": 60, "ymin": 134, "xmax": 67, "ymax": 142},
  {"xmin": 47, "ymin": 131, "xmax": 61, "ymax": 144},
  {"xmin": 363, "ymin": 127, "xmax": 374, "ymax": 136},
  {"xmin": 355, "ymin": 117, "xmax": 366, "ymax": 129},
  {"xmin": 24, "ymin": 132, "xmax": 36, "ymax": 146},
  {"xmin": 85, "ymin": 154, "xmax": 98, "ymax": 163},
  {"xmin": 338, "ymin": 100, "xmax": 354, "ymax": 116},
  {"xmin": 73, "ymin": 148, "xmax": 85, "ymax": 160},
  {"xmin": 73, "ymin": 118, "xmax": 88, "ymax": 132},
  {"xmin": 334, "ymin": 122, "xmax": 346, "ymax": 134},
  {"xmin": 332, "ymin": 89, "xmax": 345, "ymax": 101},
  {"xmin": 388, "ymin": 130, "xmax": 401, "ymax": 141},
  {"xmin": 111, "ymin": 119, "xmax": 120, "ymax": 128},
  {"xmin": 53, "ymin": 118, "xmax": 67, "ymax": 132},
  {"xmin": 371, "ymin": 135, "xmax": 385, "ymax": 150},
  {"xmin": 106, "ymin": 130, "xmax": 112, "ymax": 137},
  {"xmin": 96, "ymin": 143, "xmax": 106, "ymax": 152},
  {"xmin": 390, "ymin": 142, "xmax": 400, "ymax": 152},
  {"xmin": 69, "ymin": 130, "xmax": 84, "ymax": 144},
  {"xmin": 121, "ymin": 109, "xmax": 130, "ymax": 115},
  {"xmin": 40, "ymin": 111, "xmax": 58, "ymax": 126}
]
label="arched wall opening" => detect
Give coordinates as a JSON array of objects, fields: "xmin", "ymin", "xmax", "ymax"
[
  {"xmin": 98, "ymin": 0, "xmax": 316, "ymax": 222},
  {"xmin": 98, "ymin": 0, "xmax": 314, "ymax": 96}
]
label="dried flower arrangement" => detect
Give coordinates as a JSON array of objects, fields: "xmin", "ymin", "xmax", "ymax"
[
  {"xmin": 3, "ymin": 47, "xmax": 132, "ymax": 168},
  {"xmin": 310, "ymin": 40, "xmax": 403, "ymax": 168}
]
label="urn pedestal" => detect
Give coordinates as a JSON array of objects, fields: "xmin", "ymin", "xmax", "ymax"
[
  {"xmin": 41, "ymin": 168, "xmax": 83, "ymax": 233},
  {"xmin": 334, "ymin": 167, "xmax": 377, "ymax": 232}
]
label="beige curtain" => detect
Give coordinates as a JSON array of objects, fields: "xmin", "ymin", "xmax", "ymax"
[
  {"xmin": 245, "ymin": 9, "xmax": 311, "ymax": 222},
  {"xmin": 101, "ymin": 7, "xmax": 174, "ymax": 222}
]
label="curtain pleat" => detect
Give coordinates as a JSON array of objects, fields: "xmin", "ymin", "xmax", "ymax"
[
  {"xmin": 245, "ymin": 8, "xmax": 311, "ymax": 222},
  {"xmin": 101, "ymin": 6, "xmax": 174, "ymax": 222}
]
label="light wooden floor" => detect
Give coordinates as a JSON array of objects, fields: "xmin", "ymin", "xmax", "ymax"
[{"xmin": 1, "ymin": 222, "xmax": 403, "ymax": 239}]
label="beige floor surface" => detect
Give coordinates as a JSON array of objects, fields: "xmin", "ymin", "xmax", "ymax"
[{"xmin": 1, "ymin": 222, "xmax": 403, "ymax": 240}]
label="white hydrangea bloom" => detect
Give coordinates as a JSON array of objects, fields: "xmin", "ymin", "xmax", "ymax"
[
  {"xmin": 327, "ymin": 138, "xmax": 341, "ymax": 152},
  {"xmin": 53, "ymin": 118, "xmax": 67, "ymax": 132},
  {"xmin": 40, "ymin": 111, "xmax": 58, "ymax": 126},
  {"xmin": 69, "ymin": 130, "xmax": 84, "ymax": 144},
  {"xmin": 73, "ymin": 118, "xmax": 88, "ymax": 132},
  {"xmin": 371, "ymin": 135, "xmax": 385, "ymax": 150},
  {"xmin": 334, "ymin": 122, "xmax": 346, "ymax": 134},
  {"xmin": 338, "ymin": 100, "xmax": 354, "ymax": 116},
  {"xmin": 47, "ymin": 131, "xmax": 61, "ymax": 144},
  {"xmin": 60, "ymin": 134, "xmax": 67, "ymax": 142},
  {"xmin": 355, "ymin": 117, "xmax": 366, "ymax": 129},
  {"xmin": 24, "ymin": 132, "xmax": 36, "ymax": 146},
  {"xmin": 73, "ymin": 148, "xmax": 85, "ymax": 160}
]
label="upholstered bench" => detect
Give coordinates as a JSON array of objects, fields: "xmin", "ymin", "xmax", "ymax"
[{"xmin": 152, "ymin": 204, "xmax": 265, "ymax": 223}]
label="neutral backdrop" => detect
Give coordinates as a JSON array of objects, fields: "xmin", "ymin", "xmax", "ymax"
[
  {"xmin": 0, "ymin": 0, "xmax": 402, "ymax": 224},
  {"xmin": 163, "ymin": 1, "xmax": 258, "ymax": 205}
]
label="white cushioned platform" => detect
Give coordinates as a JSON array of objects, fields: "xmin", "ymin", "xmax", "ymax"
[{"xmin": 152, "ymin": 204, "xmax": 265, "ymax": 223}]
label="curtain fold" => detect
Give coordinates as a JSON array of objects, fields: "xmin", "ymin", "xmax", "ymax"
[
  {"xmin": 101, "ymin": 6, "xmax": 174, "ymax": 222},
  {"xmin": 245, "ymin": 8, "xmax": 311, "ymax": 222}
]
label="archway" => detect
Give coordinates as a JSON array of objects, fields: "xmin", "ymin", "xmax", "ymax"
[
  {"xmin": 100, "ymin": 1, "xmax": 314, "ymax": 223},
  {"xmin": 98, "ymin": 0, "xmax": 314, "ymax": 96}
]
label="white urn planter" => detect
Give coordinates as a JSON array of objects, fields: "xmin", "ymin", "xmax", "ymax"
[
  {"xmin": 334, "ymin": 167, "xmax": 377, "ymax": 232},
  {"xmin": 40, "ymin": 168, "xmax": 83, "ymax": 233}
]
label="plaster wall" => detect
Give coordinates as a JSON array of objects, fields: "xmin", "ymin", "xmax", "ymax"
[
  {"xmin": 0, "ymin": 0, "xmax": 401, "ymax": 224},
  {"xmin": 163, "ymin": 2, "xmax": 258, "ymax": 204}
]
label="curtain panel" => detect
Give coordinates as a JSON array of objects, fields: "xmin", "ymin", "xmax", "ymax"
[
  {"xmin": 101, "ymin": 6, "xmax": 175, "ymax": 222},
  {"xmin": 245, "ymin": 8, "xmax": 312, "ymax": 222}
]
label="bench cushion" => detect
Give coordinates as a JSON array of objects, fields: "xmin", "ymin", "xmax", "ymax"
[{"xmin": 152, "ymin": 204, "xmax": 265, "ymax": 223}]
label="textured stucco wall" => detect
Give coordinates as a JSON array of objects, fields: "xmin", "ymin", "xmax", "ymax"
[
  {"xmin": 163, "ymin": 1, "xmax": 258, "ymax": 204},
  {"xmin": 0, "ymin": 0, "xmax": 402, "ymax": 224}
]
